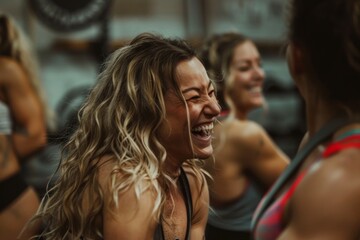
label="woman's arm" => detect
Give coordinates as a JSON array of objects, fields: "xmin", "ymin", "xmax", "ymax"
[
  {"xmin": 103, "ymin": 185, "xmax": 158, "ymax": 240},
  {"xmin": 234, "ymin": 121, "xmax": 290, "ymax": 190},
  {"xmin": 99, "ymin": 158, "xmax": 158, "ymax": 240},
  {"xmin": 1, "ymin": 60, "xmax": 47, "ymax": 160}
]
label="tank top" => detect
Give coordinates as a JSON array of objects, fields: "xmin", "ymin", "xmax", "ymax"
[
  {"xmin": 207, "ymin": 180, "xmax": 263, "ymax": 231},
  {"xmin": 154, "ymin": 167, "xmax": 193, "ymax": 240},
  {"xmin": 253, "ymin": 130, "xmax": 360, "ymax": 240},
  {"xmin": 0, "ymin": 101, "xmax": 11, "ymax": 134}
]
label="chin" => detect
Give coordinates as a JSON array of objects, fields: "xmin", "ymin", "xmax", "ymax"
[
  {"xmin": 193, "ymin": 145, "xmax": 213, "ymax": 160},
  {"xmin": 251, "ymin": 99, "xmax": 265, "ymax": 109}
]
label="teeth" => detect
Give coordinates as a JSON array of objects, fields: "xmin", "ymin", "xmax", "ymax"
[
  {"xmin": 249, "ymin": 86, "xmax": 262, "ymax": 93},
  {"xmin": 192, "ymin": 123, "xmax": 214, "ymax": 132},
  {"xmin": 193, "ymin": 123, "xmax": 214, "ymax": 132}
]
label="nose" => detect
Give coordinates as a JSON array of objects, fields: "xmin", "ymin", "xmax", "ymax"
[
  {"xmin": 254, "ymin": 66, "xmax": 265, "ymax": 82},
  {"xmin": 204, "ymin": 96, "xmax": 221, "ymax": 118}
]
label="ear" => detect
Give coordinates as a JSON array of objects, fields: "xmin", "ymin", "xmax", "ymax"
[{"xmin": 286, "ymin": 42, "xmax": 305, "ymax": 77}]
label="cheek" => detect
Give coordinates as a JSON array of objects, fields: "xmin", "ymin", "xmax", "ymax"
[
  {"xmin": 187, "ymin": 103, "xmax": 204, "ymax": 119},
  {"xmin": 160, "ymin": 109, "xmax": 188, "ymax": 139},
  {"xmin": 227, "ymin": 76, "xmax": 246, "ymax": 95},
  {"xmin": 157, "ymin": 121, "xmax": 170, "ymax": 142},
  {"xmin": 231, "ymin": 72, "xmax": 249, "ymax": 86}
]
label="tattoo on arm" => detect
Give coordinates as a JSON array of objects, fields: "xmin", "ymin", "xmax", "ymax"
[{"xmin": 254, "ymin": 136, "xmax": 265, "ymax": 159}]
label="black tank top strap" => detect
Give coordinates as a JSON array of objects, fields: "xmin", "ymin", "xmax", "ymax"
[
  {"xmin": 153, "ymin": 220, "xmax": 165, "ymax": 240},
  {"xmin": 179, "ymin": 167, "xmax": 193, "ymax": 240},
  {"xmin": 154, "ymin": 167, "xmax": 193, "ymax": 240}
]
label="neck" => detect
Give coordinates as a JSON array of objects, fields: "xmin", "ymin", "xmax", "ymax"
[
  {"xmin": 231, "ymin": 108, "xmax": 248, "ymax": 121},
  {"xmin": 164, "ymin": 156, "xmax": 182, "ymax": 180},
  {"xmin": 305, "ymin": 97, "xmax": 346, "ymax": 138}
]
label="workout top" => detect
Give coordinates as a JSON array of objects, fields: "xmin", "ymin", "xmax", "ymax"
[
  {"xmin": 0, "ymin": 101, "xmax": 11, "ymax": 134},
  {"xmin": 0, "ymin": 101, "xmax": 28, "ymax": 212},
  {"xmin": 207, "ymin": 180, "xmax": 263, "ymax": 231},
  {"xmin": 253, "ymin": 131, "xmax": 360, "ymax": 240},
  {"xmin": 154, "ymin": 167, "xmax": 193, "ymax": 240},
  {"xmin": 0, "ymin": 171, "xmax": 28, "ymax": 212}
]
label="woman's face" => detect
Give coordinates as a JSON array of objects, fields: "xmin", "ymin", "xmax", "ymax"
[
  {"xmin": 226, "ymin": 40, "xmax": 265, "ymax": 113},
  {"xmin": 158, "ymin": 57, "xmax": 220, "ymax": 163}
]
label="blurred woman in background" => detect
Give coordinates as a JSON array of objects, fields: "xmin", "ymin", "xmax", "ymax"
[
  {"xmin": 0, "ymin": 12, "xmax": 52, "ymax": 239},
  {"xmin": 199, "ymin": 32, "xmax": 289, "ymax": 240}
]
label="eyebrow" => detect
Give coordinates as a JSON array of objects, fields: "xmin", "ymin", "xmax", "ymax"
[
  {"xmin": 235, "ymin": 57, "xmax": 261, "ymax": 64},
  {"xmin": 181, "ymin": 81, "xmax": 213, "ymax": 94}
]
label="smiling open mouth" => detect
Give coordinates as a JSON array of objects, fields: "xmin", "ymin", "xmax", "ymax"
[
  {"xmin": 191, "ymin": 123, "xmax": 214, "ymax": 138},
  {"xmin": 248, "ymin": 86, "xmax": 262, "ymax": 93}
]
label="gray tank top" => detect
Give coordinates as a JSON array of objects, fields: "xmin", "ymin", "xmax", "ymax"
[
  {"xmin": 207, "ymin": 180, "xmax": 263, "ymax": 231},
  {"xmin": 0, "ymin": 101, "xmax": 11, "ymax": 134}
]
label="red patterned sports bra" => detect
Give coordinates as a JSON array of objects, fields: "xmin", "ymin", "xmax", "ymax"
[{"xmin": 253, "ymin": 130, "xmax": 360, "ymax": 240}]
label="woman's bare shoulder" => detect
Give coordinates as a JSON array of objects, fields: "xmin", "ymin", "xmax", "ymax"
[
  {"xmin": 97, "ymin": 155, "xmax": 158, "ymax": 212},
  {"xmin": 287, "ymin": 148, "xmax": 360, "ymax": 234},
  {"xmin": 319, "ymin": 148, "xmax": 360, "ymax": 189},
  {"xmin": 182, "ymin": 165, "xmax": 205, "ymax": 184},
  {"xmin": 182, "ymin": 165, "xmax": 208, "ymax": 197},
  {"xmin": 182, "ymin": 164, "xmax": 209, "ymax": 225},
  {"xmin": 219, "ymin": 119, "xmax": 266, "ymax": 145},
  {"xmin": 96, "ymin": 155, "xmax": 118, "ymax": 188},
  {"xmin": 0, "ymin": 57, "xmax": 28, "ymax": 85},
  {"xmin": 0, "ymin": 57, "xmax": 22, "ymax": 72},
  {"xmin": 296, "ymin": 147, "xmax": 360, "ymax": 212}
]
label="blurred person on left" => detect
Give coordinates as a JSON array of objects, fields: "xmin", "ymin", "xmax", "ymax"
[{"xmin": 0, "ymin": 12, "xmax": 50, "ymax": 239}]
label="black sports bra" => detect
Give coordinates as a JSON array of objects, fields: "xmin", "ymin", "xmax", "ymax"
[{"xmin": 153, "ymin": 168, "xmax": 193, "ymax": 240}]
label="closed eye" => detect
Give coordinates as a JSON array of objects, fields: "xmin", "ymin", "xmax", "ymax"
[
  {"xmin": 238, "ymin": 66, "xmax": 251, "ymax": 72},
  {"xmin": 209, "ymin": 89, "xmax": 215, "ymax": 97},
  {"xmin": 187, "ymin": 95, "xmax": 200, "ymax": 101}
]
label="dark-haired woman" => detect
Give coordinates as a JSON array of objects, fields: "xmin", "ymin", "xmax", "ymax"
[{"xmin": 253, "ymin": 0, "xmax": 360, "ymax": 239}]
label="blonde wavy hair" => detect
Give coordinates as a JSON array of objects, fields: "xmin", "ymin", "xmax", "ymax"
[
  {"xmin": 31, "ymin": 33, "xmax": 207, "ymax": 239},
  {"xmin": 0, "ymin": 13, "xmax": 56, "ymax": 131}
]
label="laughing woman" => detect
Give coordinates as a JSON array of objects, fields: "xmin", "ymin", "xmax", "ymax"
[{"xmin": 30, "ymin": 33, "xmax": 220, "ymax": 240}]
